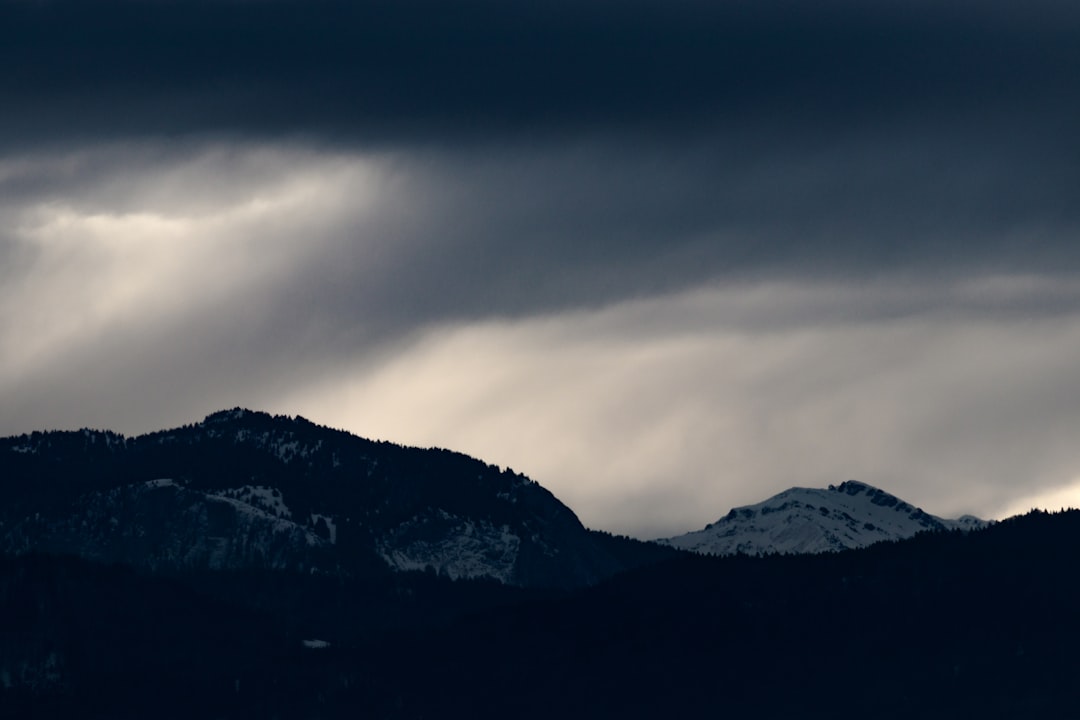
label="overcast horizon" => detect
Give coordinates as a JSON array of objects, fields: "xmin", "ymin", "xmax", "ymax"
[{"xmin": 3, "ymin": 0, "xmax": 1080, "ymax": 538}]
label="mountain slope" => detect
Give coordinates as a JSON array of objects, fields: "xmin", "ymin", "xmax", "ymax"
[
  {"xmin": 358, "ymin": 509, "xmax": 1080, "ymax": 719},
  {"xmin": 660, "ymin": 480, "xmax": 987, "ymax": 555},
  {"xmin": 4, "ymin": 510, "xmax": 1079, "ymax": 717},
  {"xmin": 0, "ymin": 408, "xmax": 670, "ymax": 588}
]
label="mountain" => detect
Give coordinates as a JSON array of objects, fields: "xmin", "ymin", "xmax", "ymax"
[
  {"xmin": 660, "ymin": 479, "xmax": 988, "ymax": 555},
  {"xmin": 3, "ymin": 407, "xmax": 1078, "ymax": 716},
  {"xmin": 0, "ymin": 408, "xmax": 672, "ymax": 589}
]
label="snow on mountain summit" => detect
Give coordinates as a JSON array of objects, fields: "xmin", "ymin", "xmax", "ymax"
[{"xmin": 660, "ymin": 480, "xmax": 989, "ymax": 556}]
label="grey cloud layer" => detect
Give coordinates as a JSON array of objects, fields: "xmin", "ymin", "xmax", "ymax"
[
  {"xmin": 4, "ymin": 134, "xmax": 1080, "ymax": 421},
  {"xmin": 283, "ymin": 283, "xmax": 1080, "ymax": 537},
  {"xmin": 272, "ymin": 136, "xmax": 1080, "ymax": 353}
]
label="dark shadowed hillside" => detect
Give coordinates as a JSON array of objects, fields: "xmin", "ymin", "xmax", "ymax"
[
  {"xmin": 0, "ymin": 409, "xmax": 676, "ymax": 590},
  {"xmin": 3, "ymin": 510, "xmax": 1080, "ymax": 717},
  {"xmin": 325, "ymin": 509, "xmax": 1080, "ymax": 718}
]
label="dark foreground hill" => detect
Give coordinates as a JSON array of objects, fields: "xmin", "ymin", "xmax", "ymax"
[
  {"xmin": 0, "ymin": 409, "xmax": 673, "ymax": 590},
  {"xmin": 3, "ymin": 510, "xmax": 1080, "ymax": 718},
  {"xmin": 348, "ymin": 509, "xmax": 1080, "ymax": 718}
]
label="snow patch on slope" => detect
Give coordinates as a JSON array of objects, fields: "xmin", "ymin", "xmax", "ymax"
[
  {"xmin": 202, "ymin": 490, "xmax": 323, "ymax": 547},
  {"xmin": 214, "ymin": 485, "xmax": 292, "ymax": 519},
  {"xmin": 378, "ymin": 511, "xmax": 521, "ymax": 583}
]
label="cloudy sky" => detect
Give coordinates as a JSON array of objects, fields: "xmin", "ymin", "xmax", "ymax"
[{"xmin": 3, "ymin": 0, "xmax": 1080, "ymax": 537}]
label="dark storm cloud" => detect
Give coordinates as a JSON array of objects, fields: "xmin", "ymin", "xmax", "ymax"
[
  {"xmin": 1, "ymin": 0, "xmax": 1078, "ymax": 147},
  {"xmin": 270, "ymin": 134, "xmax": 1080, "ymax": 347},
  {"xmin": 2, "ymin": 0, "xmax": 1077, "ymax": 303},
  {"xmin": 5, "ymin": 0, "xmax": 1078, "ymax": 293}
]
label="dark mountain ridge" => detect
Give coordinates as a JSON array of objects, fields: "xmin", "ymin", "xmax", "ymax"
[{"xmin": 0, "ymin": 408, "xmax": 674, "ymax": 589}]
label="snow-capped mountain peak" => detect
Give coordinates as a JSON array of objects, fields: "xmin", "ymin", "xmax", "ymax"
[{"xmin": 660, "ymin": 480, "xmax": 988, "ymax": 556}]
